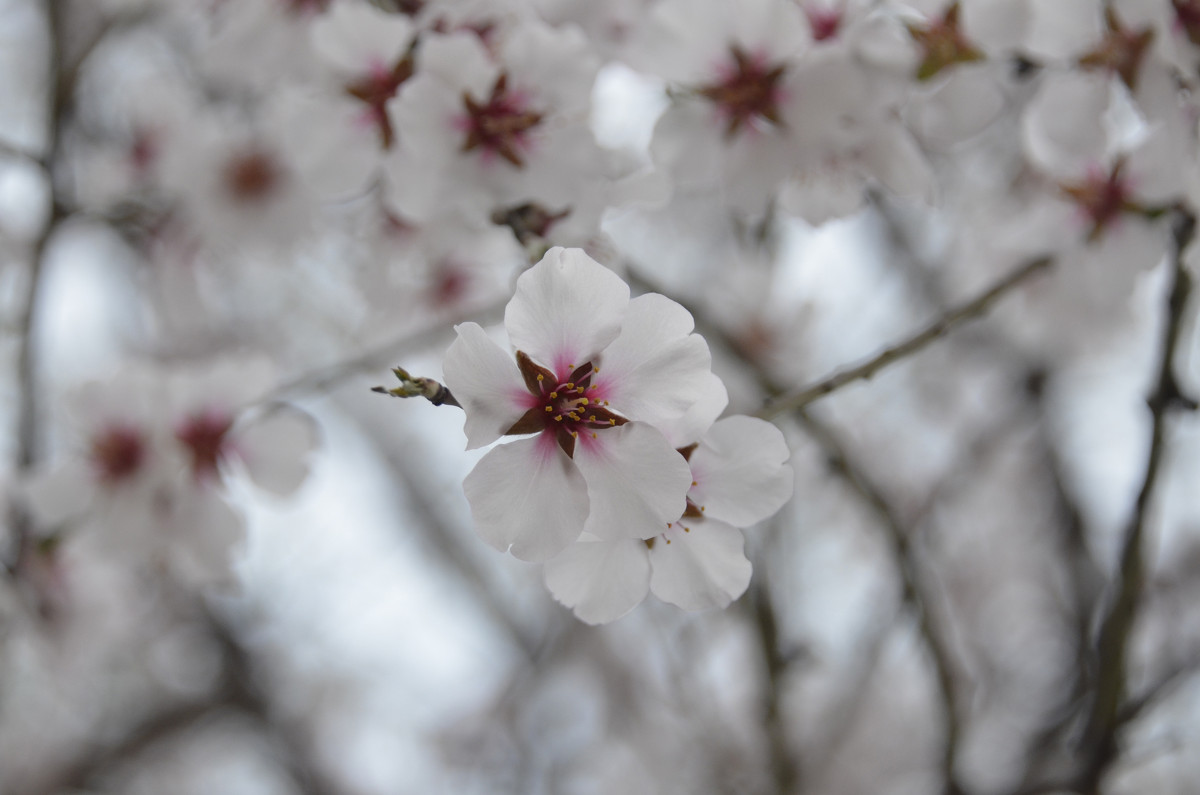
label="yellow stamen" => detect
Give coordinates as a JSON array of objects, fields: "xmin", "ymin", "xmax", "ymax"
[
  {"xmin": 554, "ymin": 416, "xmax": 563, "ymax": 422},
  {"xmin": 580, "ymin": 398, "xmax": 589, "ymax": 405},
  {"xmin": 537, "ymin": 374, "xmax": 544, "ymax": 381},
  {"xmin": 545, "ymin": 406, "xmax": 553, "ymax": 412},
  {"xmin": 591, "ymin": 432, "xmax": 597, "ymax": 439},
  {"xmin": 549, "ymin": 391, "xmax": 558, "ymax": 398}
]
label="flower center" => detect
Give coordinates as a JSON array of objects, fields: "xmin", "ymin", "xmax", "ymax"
[
  {"xmin": 1059, "ymin": 160, "xmax": 1138, "ymax": 242},
  {"xmin": 907, "ymin": 2, "xmax": 984, "ymax": 81},
  {"xmin": 698, "ymin": 46, "xmax": 787, "ymax": 138},
  {"xmin": 176, "ymin": 411, "xmax": 234, "ymax": 481},
  {"xmin": 806, "ymin": 6, "xmax": 843, "ymax": 42},
  {"xmin": 460, "ymin": 73, "xmax": 544, "ymax": 168},
  {"xmin": 346, "ymin": 53, "xmax": 415, "ymax": 149},
  {"xmin": 1175, "ymin": 0, "xmax": 1200, "ymax": 45},
  {"xmin": 505, "ymin": 352, "xmax": 627, "ymax": 457},
  {"xmin": 90, "ymin": 424, "xmax": 146, "ymax": 484},
  {"xmin": 223, "ymin": 148, "xmax": 283, "ymax": 204},
  {"xmin": 1078, "ymin": 7, "xmax": 1154, "ymax": 90}
]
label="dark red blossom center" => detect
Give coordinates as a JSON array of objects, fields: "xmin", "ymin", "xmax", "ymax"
[
  {"xmin": 698, "ymin": 46, "xmax": 787, "ymax": 138},
  {"xmin": 505, "ymin": 352, "xmax": 628, "ymax": 458},
  {"xmin": 460, "ymin": 73, "xmax": 544, "ymax": 168},
  {"xmin": 1175, "ymin": 0, "xmax": 1200, "ymax": 45},
  {"xmin": 907, "ymin": 2, "xmax": 984, "ymax": 80},
  {"xmin": 223, "ymin": 149, "xmax": 283, "ymax": 203},
  {"xmin": 346, "ymin": 53, "xmax": 415, "ymax": 149},
  {"xmin": 806, "ymin": 7, "xmax": 843, "ymax": 42},
  {"xmin": 176, "ymin": 411, "xmax": 234, "ymax": 481},
  {"xmin": 1059, "ymin": 159, "xmax": 1140, "ymax": 242},
  {"xmin": 90, "ymin": 425, "xmax": 147, "ymax": 484},
  {"xmin": 1079, "ymin": 7, "xmax": 1154, "ymax": 89}
]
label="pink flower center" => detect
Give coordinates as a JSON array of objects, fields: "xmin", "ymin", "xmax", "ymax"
[
  {"xmin": 176, "ymin": 411, "xmax": 234, "ymax": 481},
  {"xmin": 1060, "ymin": 160, "xmax": 1137, "ymax": 242},
  {"xmin": 90, "ymin": 424, "xmax": 147, "ymax": 484},
  {"xmin": 907, "ymin": 2, "xmax": 984, "ymax": 81},
  {"xmin": 504, "ymin": 352, "xmax": 628, "ymax": 457},
  {"xmin": 346, "ymin": 54, "xmax": 415, "ymax": 149},
  {"xmin": 460, "ymin": 73, "xmax": 544, "ymax": 168},
  {"xmin": 1079, "ymin": 7, "xmax": 1154, "ymax": 90},
  {"xmin": 698, "ymin": 46, "xmax": 787, "ymax": 138},
  {"xmin": 1175, "ymin": 0, "xmax": 1200, "ymax": 45},
  {"xmin": 806, "ymin": 7, "xmax": 843, "ymax": 41}
]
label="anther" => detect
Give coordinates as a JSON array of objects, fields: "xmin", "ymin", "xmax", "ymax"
[
  {"xmin": 537, "ymin": 374, "xmax": 544, "ymax": 381},
  {"xmin": 608, "ymin": 419, "xmax": 615, "ymax": 425},
  {"xmin": 580, "ymin": 398, "xmax": 589, "ymax": 405},
  {"xmin": 554, "ymin": 416, "xmax": 563, "ymax": 422},
  {"xmin": 549, "ymin": 391, "xmax": 557, "ymax": 398},
  {"xmin": 545, "ymin": 406, "xmax": 553, "ymax": 412},
  {"xmin": 691, "ymin": 480, "xmax": 697, "ymax": 486},
  {"xmin": 566, "ymin": 383, "xmax": 574, "ymax": 389},
  {"xmin": 591, "ymin": 432, "xmax": 596, "ymax": 438}
]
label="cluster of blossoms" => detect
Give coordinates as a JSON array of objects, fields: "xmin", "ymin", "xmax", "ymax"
[
  {"xmin": 444, "ymin": 248, "xmax": 792, "ymax": 623},
  {"xmin": 22, "ymin": 359, "xmax": 316, "ymax": 586}
]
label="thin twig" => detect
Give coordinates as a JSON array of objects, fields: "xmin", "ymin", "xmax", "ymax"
[
  {"xmin": 757, "ymin": 256, "xmax": 1052, "ymax": 419},
  {"xmin": 1075, "ymin": 211, "xmax": 1197, "ymax": 793}
]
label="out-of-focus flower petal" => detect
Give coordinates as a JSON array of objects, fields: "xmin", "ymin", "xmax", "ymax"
[
  {"xmin": 649, "ymin": 518, "xmax": 751, "ymax": 611},
  {"xmin": 463, "ymin": 433, "xmax": 590, "ymax": 561},
  {"xmin": 544, "ymin": 536, "xmax": 651, "ymax": 624},
  {"xmin": 574, "ymin": 422, "xmax": 692, "ymax": 540},
  {"xmin": 236, "ymin": 407, "xmax": 319, "ymax": 497}
]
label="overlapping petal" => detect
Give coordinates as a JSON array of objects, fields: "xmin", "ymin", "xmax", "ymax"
[
  {"xmin": 504, "ymin": 247, "xmax": 629, "ymax": 376},
  {"xmin": 688, "ymin": 417, "xmax": 793, "ymax": 526},
  {"xmin": 463, "ymin": 433, "xmax": 590, "ymax": 562},
  {"xmin": 573, "ymin": 422, "xmax": 693, "ymax": 540},
  {"xmin": 443, "ymin": 322, "xmax": 532, "ymax": 450},
  {"xmin": 592, "ymin": 294, "xmax": 718, "ymax": 428},
  {"xmin": 649, "ymin": 519, "xmax": 752, "ymax": 611}
]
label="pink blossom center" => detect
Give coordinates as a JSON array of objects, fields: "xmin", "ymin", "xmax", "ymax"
[
  {"xmin": 806, "ymin": 7, "xmax": 843, "ymax": 42},
  {"xmin": 505, "ymin": 353, "xmax": 628, "ymax": 457},
  {"xmin": 699, "ymin": 46, "xmax": 786, "ymax": 138},
  {"xmin": 176, "ymin": 411, "xmax": 234, "ymax": 481},
  {"xmin": 346, "ymin": 54, "xmax": 415, "ymax": 149},
  {"xmin": 1175, "ymin": 0, "xmax": 1200, "ymax": 45},
  {"xmin": 459, "ymin": 73, "xmax": 544, "ymax": 168},
  {"xmin": 90, "ymin": 424, "xmax": 147, "ymax": 484},
  {"xmin": 1060, "ymin": 161, "xmax": 1137, "ymax": 242}
]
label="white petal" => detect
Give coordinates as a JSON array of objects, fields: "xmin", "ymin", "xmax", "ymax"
[
  {"xmin": 504, "ymin": 247, "xmax": 629, "ymax": 377},
  {"xmin": 593, "ymin": 293, "xmax": 716, "ymax": 428},
  {"xmin": 463, "ymin": 434, "xmax": 589, "ymax": 562},
  {"xmin": 168, "ymin": 490, "xmax": 244, "ymax": 588},
  {"xmin": 649, "ymin": 518, "xmax": 751, "ymax": 611},
  {"xmin": 688, "ymin": 417, "xmax": 793, "ymax": 526},
  {"xmin": 574, "ymin": 423, "xmax": 692, "ymax": 541},
  {"xmin": 22, "ymin": 461, "xmax": 96, "ymax": 527},
  {"xmin": 544, "ymin": 536, "xmax": 650, "ymax": 624},
  {"xmin": 311, "ymin": 1, "xmax": 414, "ymax": 75},
  {"xmin": 236, "ymin": 407, "xmax": 318, "ymax": 497},
  {"xmin": 443, "ymin": 322, "xmax": 532, "ymax": 450},
  {"xmin": 656, "ymin": 370, "xmax": 729, "ymax": 449}
]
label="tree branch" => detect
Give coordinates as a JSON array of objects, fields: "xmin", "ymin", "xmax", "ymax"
[
  {"xmin": 757, "ymin": 256, "xmax": 1052, "ymax": 419},
  {"xmin": 1075, "ymin": 210, "xmax": 1196, "ymax": 793}
]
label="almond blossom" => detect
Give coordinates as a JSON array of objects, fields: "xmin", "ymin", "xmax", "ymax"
[
  {"xmin": 544, "ymin": 416, "xmax": 794, "ymax": 623},
  {"xmin": 443, "ymin": 247, "xmax": 726, "ymax": 562}
]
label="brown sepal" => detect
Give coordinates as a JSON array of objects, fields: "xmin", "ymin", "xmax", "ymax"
[
  {"xmin": 677, "ymin": 443, "xmax": 699, "ymax": 461},
  {"xmin": 505, "ymin": 406, "xmax": 548, "ymax": 436},
  {"xmin": 556, "ymin": 425, "xmax": 576, "ymax": 458},
  {"xmin": 516, "ymin": 350, "xmax": 555, "ymax": 395}
]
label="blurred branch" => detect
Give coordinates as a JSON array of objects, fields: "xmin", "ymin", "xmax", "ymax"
[
  {"xmin": 6, "ymin": 0, "xmax": 71, "ymax": 580},
  {"xmin": 20, "ymin": 608, "xmax": 344, "ymax": 795},
  {"xmin": 748, "ymin": 579, "xmax": 800, "ymax": 794},
  {"xmin": 263, "ymin": 300, "xmax": 504, "ymax": 403},
  {"xmin": 798, "ymin": 410, "xmax": 967, "ymax": 795},
  {"xmin": 757, "ymin": 255, "xmax": 1052, "ymax": 419},
  {"xmin": 1075, "ymin": 210, "xmax": 1197, "ymax": 793}
]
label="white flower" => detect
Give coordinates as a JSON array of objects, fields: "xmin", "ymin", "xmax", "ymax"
[
  {"xmin": 443, "ymin": 247, "xmax": 726, "ymax": 562},
  {"xmin": 544, "ymin": 416, "xmax": 794, "ymax": 624}
]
